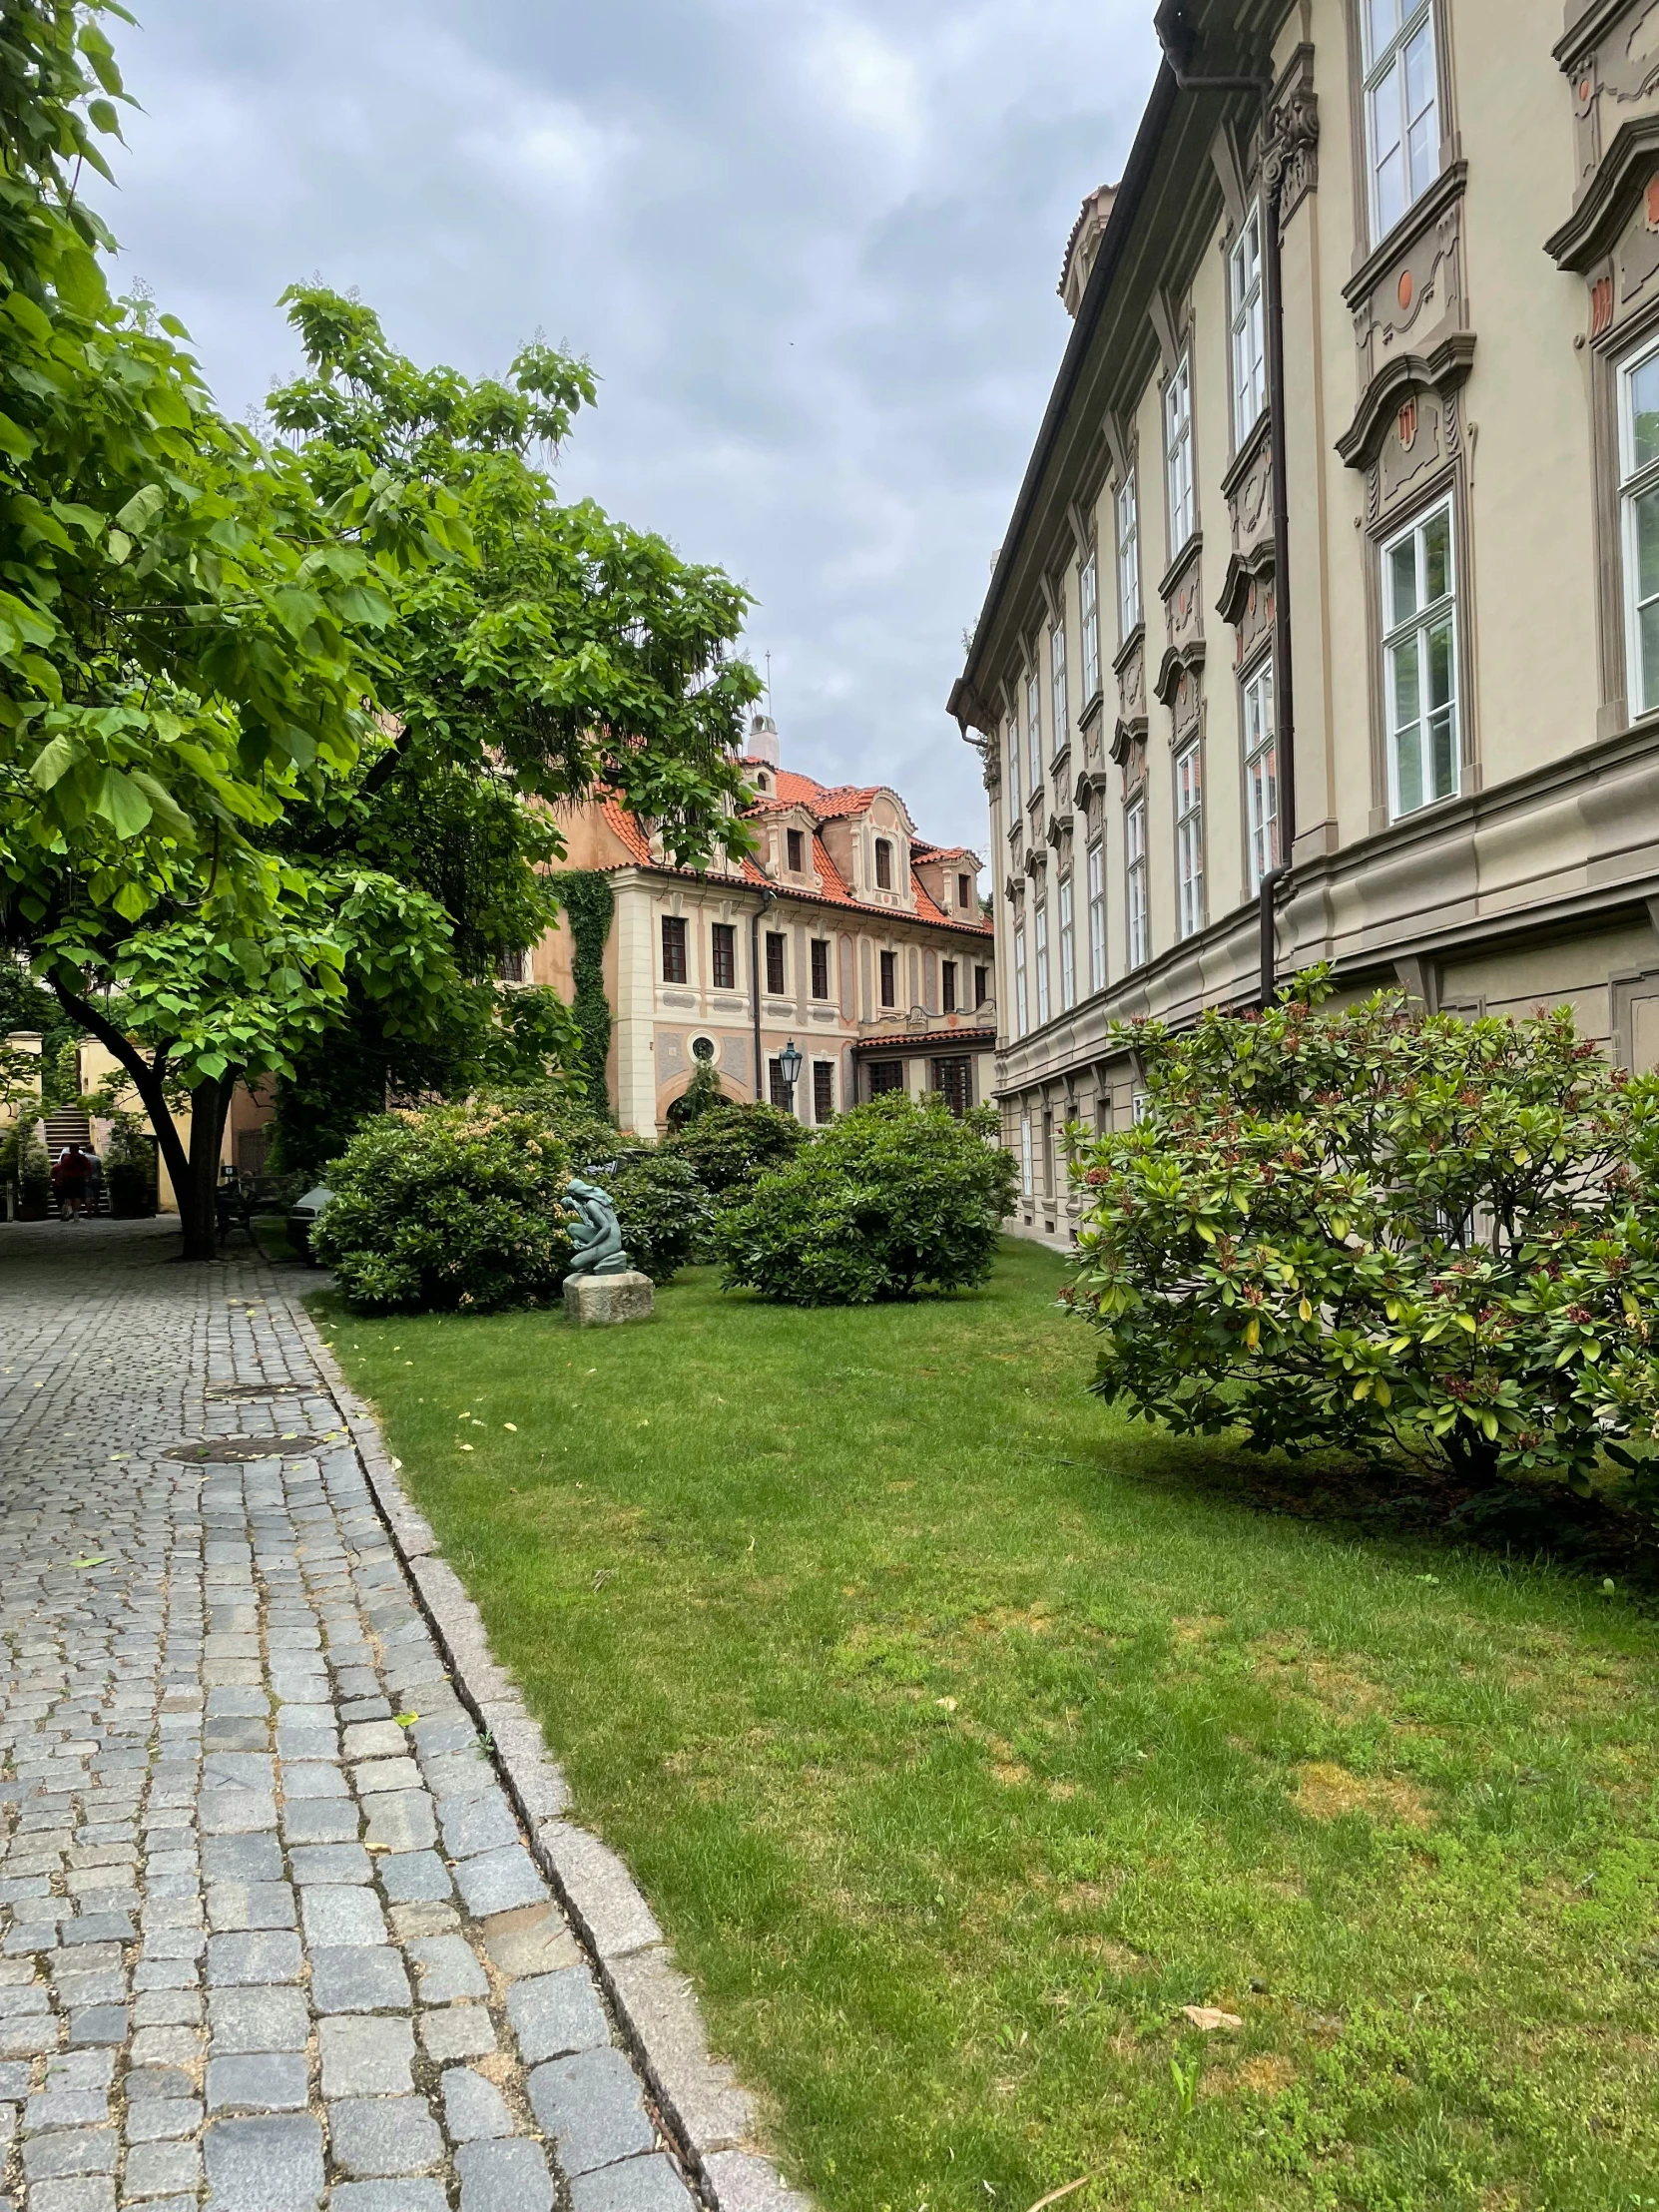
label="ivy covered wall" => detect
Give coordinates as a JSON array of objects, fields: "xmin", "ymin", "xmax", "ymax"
[{"xmin": 560, "ymin": 871, "xmax": 616, "ymax": 1119}]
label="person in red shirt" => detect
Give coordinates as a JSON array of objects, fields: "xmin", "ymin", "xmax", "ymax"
[{"xmin": 51, "ymin": 1143, "xmax": 89, "ymax": 1221}]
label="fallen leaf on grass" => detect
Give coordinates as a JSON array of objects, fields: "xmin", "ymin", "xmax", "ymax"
[
  {"xmin": 1182, "ymin": 2005, "xmax": 1244, "ymax": 2031},
  {"xmin": 503, "ymin": 1422, "xmax": 517, "ymax": 1431}
]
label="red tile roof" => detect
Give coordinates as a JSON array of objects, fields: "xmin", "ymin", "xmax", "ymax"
[
  {"xmin": 593, "ymin": 770, "xmax": 993, "ymax": 937},
  {"xmin": 850, "ymin": 1026, "xmax": 996, "ymax": 1054}
]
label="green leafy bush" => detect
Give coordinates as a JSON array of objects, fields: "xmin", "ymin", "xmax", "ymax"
[
  {"xmin": 666, "ymin": 1099, "xmax": 807, "ymax": 1201},
  {"xmin": 2, "ymin": 1123, "xmax": 50, "ymax": 1217},
  {"xmin": 719, "ymin": 1093, "xmax": 1016, "ymax": 1306},
  {"xmin": 105, "ymin": 1112, "xmax": 157, "ymax": 1218},
  {"xmin": 313, "ymin": 1103, "xmax": 573, "ymax": 1313},
  {"xmin": 1070, "ymin": 977, "xmax": 1659, "ymax": 1502}
]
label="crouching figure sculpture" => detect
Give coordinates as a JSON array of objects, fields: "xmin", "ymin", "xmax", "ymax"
[{"xmin": 562, "ymin": 1176, "xmax": 654, "ymax": 1326}]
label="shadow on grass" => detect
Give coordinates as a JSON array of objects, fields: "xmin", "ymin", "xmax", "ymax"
[{"xmin": 1063, "ymin": 1407, "xmax": 1659, "ymax": 1593}]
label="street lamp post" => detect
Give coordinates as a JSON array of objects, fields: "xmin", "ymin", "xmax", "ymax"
[{"xmin": 778, "ymin": 1039, "xmax": 804, "ymax": 1117}]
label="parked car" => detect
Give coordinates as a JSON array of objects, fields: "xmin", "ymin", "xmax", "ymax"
[{"xmin": 287, "ymin": 1186, "xmax": 333, "ymax": 1264}]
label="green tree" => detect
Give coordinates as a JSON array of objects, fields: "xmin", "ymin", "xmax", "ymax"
[
  {"xmin": 260, "ymin": 288, "xmax": 761, "ymax": 1158},
  {"xmin": 0, "ymin": 0, "xmax": 465, "ymax": 1255}
]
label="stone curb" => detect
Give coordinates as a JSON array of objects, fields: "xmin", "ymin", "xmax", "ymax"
[{"xmin": 276, "ymin": 1273, "xmax": 812, "ymax": 2212}]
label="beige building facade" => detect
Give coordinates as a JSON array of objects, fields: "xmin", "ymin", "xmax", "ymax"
[
  {"xmin": 951, "ymin": 0, "xmax": 1659, "ymax": 1245},
  {"xmin": 530, "ymin": 719, "xmax": 996, "ymax": 1135}
]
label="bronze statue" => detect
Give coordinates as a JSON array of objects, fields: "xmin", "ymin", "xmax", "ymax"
[{"xmin": 564, "ymin": 1176, "xmax": 631, "ymax": 1277}]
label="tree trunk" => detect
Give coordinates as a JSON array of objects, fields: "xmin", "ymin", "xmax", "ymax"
[
  {"xmin": 48, "ymin": 979, "xmax": 236, "ymax": 1263},
  {"xmin": 179, "ymin": 1076, "xmax": 234, "ymax": 1262}
]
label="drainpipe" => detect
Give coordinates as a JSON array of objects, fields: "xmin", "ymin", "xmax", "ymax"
[
  {"xmin": 1153, "ymin": 6, "xmax": 1295, "ymax": 1009},
  {"xmin": 751, "ymin": 885, "xmax": 777, "ymax": 1099}
]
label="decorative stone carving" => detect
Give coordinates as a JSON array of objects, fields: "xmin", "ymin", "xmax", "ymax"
[
  {"xmin": 1261, "ymin": 45, "xmax": 1320, "ymax": 223},
  {"xmin": 1154, "ymin": 540, "xmax": 1206, "ymax": 728},
  {"xmin": 1111, "ymin": 626, "xmax": 1148, "ymax": 764},
  {"xmin": 1557, "ymin": 1, "xmax": 1659, "ymax": 209}
]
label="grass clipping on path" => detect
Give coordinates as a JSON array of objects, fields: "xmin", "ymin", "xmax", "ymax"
[{"xmin": 316, "ymin": 1242, "xmax": 1659, "ymax": 2212}]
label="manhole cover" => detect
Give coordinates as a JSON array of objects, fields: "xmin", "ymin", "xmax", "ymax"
[
  {"xmin": 205, "ymin": 1383, "xmax": 306, "ymax": 1402},
  {"xmin": 167, "ymin": 1435, "xmax": 324, "ymax": 1462}
]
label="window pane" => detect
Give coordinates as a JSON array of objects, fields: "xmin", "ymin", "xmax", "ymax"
[
  {"xmin": 1389, "ymin": 534, "xmax": 1418, "ymax": 627},
  {"xmin": 1637, "ymin": 484, "xmax": 1659, "ymax": 600},
  {"xmin": 1367, "ymin": 0, "xmax": 1399, "ymax": 62},
  {"xmin": 1422, "ymin": 508, "xmax": 1451, "ymax": 603},
  {"xmin": 1372, "ymin": 64, "xmax": 1404, "ymax": 234},
  {"xmin": 1641, "ymin": 598, "xmax": 1659, "ymax": 715},
  {"xmin": 1395, "ymin": 722, "xmax": 1423, "ymax": 816},
  {"xmin": 1404, "ymin": 22, "xmax": 1435, "ymax": 128},
  {"xmin": 1632, "ymin": 356, "xmax": 1659, "ymax": 472},
  {"xmin": 1426, "ymin": 611, "xmax": 1455, "ymax": 711},
  {"xmin": 1429, "ymin": 708, "xmax": 1456, "ymax": 800},
  {"xmin": 1392, "ymin": 632, "xmax": 1421, "ymax": 730}
]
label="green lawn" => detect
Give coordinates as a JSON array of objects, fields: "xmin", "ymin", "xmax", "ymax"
[{"xmin": 316, "ymin": 1242, "xmax": 1659, "ymax": 2212}]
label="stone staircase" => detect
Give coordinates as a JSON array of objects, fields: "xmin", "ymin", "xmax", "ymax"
[{"xmin": 41, "ymin": 1104, "xmax": 108, "ymax": 1214}]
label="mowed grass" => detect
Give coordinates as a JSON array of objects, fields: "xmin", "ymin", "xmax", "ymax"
[{"xmin": 315, "ymin": 1242, "xmax": 1659, "ymax": 2212}]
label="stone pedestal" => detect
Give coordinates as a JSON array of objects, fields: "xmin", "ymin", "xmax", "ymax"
[{"xmin": 564, "ymin": 1269, "xmax": 655, "ymax": 1327}]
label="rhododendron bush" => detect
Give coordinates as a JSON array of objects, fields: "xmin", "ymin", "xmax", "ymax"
[{"xmin": 1068, "ymin": 975, "xmax": 1659, "ymax": 1503}]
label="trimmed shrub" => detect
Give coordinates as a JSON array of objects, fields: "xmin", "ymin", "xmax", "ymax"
[
  {"xmin": 2, "ymin": 1123, "xmax": 49, "ymax": 1217},
  {"xmin": 1069, "ymin": 977, "xmax": 1659, "ymax": 1504},
  {"xmin": 665, "ymin": 1099, "xmax": 807, "ymax": 1201},
  {"xmin": 105, "ymin": 1112, "xmax": 158, "ymax": 1218},
  {"xmin": 720, "ymin": 1092, "xmax": 1017, "ymax": 1306},
  {"xmin": 313, "ymin": 1103, "xmax": 573, "ymax": 1313}
]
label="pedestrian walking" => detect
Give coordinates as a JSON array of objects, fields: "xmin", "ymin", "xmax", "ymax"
[
  {"xmin": 82, "ymin": 1145, "xmax": 104, "ymax": 1217},
  {"xmin": 51, "ymin": 1142, "xmax": 88, "ymax": 1221}
]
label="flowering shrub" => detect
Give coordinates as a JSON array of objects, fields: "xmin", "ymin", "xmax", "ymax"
[
  {"xmin": 720, "ymin": 1093, "xmax": 1016, "ymax": 1306},
  {"xmin": 1069, "ymin": 976, "xmax": 1659, "ymax": 1503},
  {"xmin": 313, "ymin": 1104, "xmax": 573, "ymax": 1313}
]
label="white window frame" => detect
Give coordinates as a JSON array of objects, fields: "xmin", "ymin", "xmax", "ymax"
[
  {"xmin": 1086, "ymin": 837, "xmax": 1106, "ymax": 993},
  {"xmin": 1049, "ymin": 621, "xmax": 1068, "ymax": 756},
  {"xmin": 1058, "ymin": 872, "xmax": 1076, "ymax": 1011},
  {"xmin": 1116, "ymin": 472, "xmax": 1142, "ymax": 638},
  {"xmin": 1033, "ymin": 899, "xmax": 1051, "ymax": 1026},
  {"xmin": 1125, "ymin": 797, "xmax": 1149, "ymax": 970},
  {"xmin": 1079, "ymin": 551, "xmax": 1100, "ymax": 701},
  {"xmin": 1175, "ymin": 741, "xmax": 1204, "ymax": 941},
  {"xmin": 1242, "ymin": 653, "xmax": 1277, "ymax": 893},
  {"xmin": 1013, "ymin": 925, "xmax": 1028, "ymax": 1037},
  {"xmin": 1025, "ymin": 670, "xmax": 1042, "ymax": 794},
  {"xmin": 1229, "ymin": 205, "xmax": 1265, "ymax": 440},
  {"xmin": 1005, "ymin": 714, "xmax": 1021, "ymax": 816},
  {"xmin": 1382, "ymin": 498, "xmax": 1459, "ymax": 821},
  {"xmin": 1619, "ymin": 334, "xmax": 1659, "ymax": 720},
  {"xmin": 1362, "ymin": 0, "xmax": 1440, "ymax": 245},
  {"xmin": 1165, "ymin": 354, "xmax": 1194, "ymax": 555},
  {"xmin": 1020, "ymin": 1112, "xmax": 1034, "ymax": 1197}
]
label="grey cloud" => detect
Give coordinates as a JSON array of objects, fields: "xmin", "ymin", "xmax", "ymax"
[{"xmin": 93, "ymin": 0, "xmax": 1157, "ymax": 850}]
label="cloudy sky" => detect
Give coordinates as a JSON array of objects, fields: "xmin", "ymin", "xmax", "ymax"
[{"xmin": 90, "ymin": 0, "xmax": 1158, "ymax": 856}]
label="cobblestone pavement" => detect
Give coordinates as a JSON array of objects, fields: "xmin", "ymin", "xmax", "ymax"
[{"xmin": 0, "ymin": 1220, "xmax": 698, "ymax": 2212}]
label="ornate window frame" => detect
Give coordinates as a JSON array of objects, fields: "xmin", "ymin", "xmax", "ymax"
[{"xmin": 1343, "ymin": 0, "xmax": 1460, "ymax": 270}]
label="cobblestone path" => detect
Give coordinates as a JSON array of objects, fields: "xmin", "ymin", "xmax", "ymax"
[{"xmin": 0, "ymin": 1220, "xmax": 695, "ymax": 2212}]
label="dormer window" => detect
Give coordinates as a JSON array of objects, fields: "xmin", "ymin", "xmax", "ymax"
[
  {"xmin": 787, "ymin": 827, "xmax": 805, "ymax": 871},
  {"xmin": 874, "ymin": 837, "xmax": 894, "ymax": 890},
  {"xmin": 957, "ymin": 872, "xmax": 971, "ymax": 908},
  {"xmin": 757, "ymin": 771, "xmax": 771, "ymax": 793}
]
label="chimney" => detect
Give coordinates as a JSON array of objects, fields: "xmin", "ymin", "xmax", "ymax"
[{"xmin": 746, "ymin": 712, "xmax": 781, "ymax": 770}]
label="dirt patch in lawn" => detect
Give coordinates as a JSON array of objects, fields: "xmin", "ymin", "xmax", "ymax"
[{"xmin": 1293, "ymin": 1761, "xmax": 1433, "ymax": 1829}]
